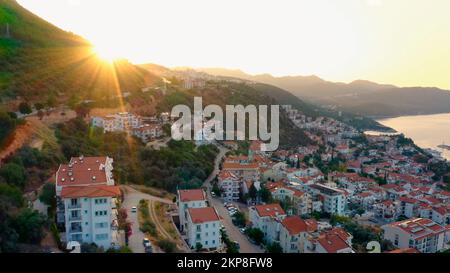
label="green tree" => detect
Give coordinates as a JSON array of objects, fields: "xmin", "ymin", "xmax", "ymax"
[
  {"xmin": 158, "ymin": 239, "xmax": 176, "ymax": 253},
  {"xmin": 34, "ymin": 103, "xmax": 44, "ymax": 111},
  {"xmin": 0, "ymin": 111, "xmax": 16, "ymax": 144},
  {"xmin": 258, "ymin": 187, "xmax": 273, "ymax": 203},
  {"xmin": 39, "ymin": 183, "xmax": 56, "ymax": 207},
  {"xmin": 267, "ymin": 242, "xmax": 283, "ymax": 253},
  {"xmin": 245, "ymin": 228, "xmax": 264, "ymax": 245},
  {"xmin": 12, "ymin": 209, "xmax": 47, "ymax": 244},
  {"xmin": 195, "ymin": 242, "xmax": 203, "ymax": 252},
  {"xmin": 18, "ymin": 102, "xmax": 32, "ymax": 115},
  {"xmin": 248, "ymin": 183, "xmax": 258, "ymax": 200},
  {"xmin": 232, "ymin": 211, "xmax": 246, "ymax": 227},
  {"xmin": 0, "ymin": 162, "xmax": 26, "ymax": 188}
]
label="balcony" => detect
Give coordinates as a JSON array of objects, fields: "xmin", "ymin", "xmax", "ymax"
[
  {"xmin": 67, "ymin": 203, "xmax": 81, "ymax": 209},
  {"xmin": 69, "ymin": 215, "xmax": 82, "ymax": 221},
  {"xmin": 69, "ymin": 226, "xmax": 82, "ymax": 233}
]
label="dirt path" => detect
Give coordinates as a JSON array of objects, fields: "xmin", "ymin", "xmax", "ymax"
[
  {"xmin": 0, "ymin": 120, "xmax": 35, "ymax": 163},
  {"xmin": 148, "ymin": 200, "xmax": 171, "ymax": 239}
]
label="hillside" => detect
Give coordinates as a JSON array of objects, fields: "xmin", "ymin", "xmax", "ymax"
[
  {"xmin": 197, "ymin": 67, "xmax": 450, "ymax": 118},
  {"xmin": 0, "ymin": 0, "xmax": 159, "ymax": 105},
  {"xmin": 144, "ymin": 64, "xmax": 390, "ymax": 131}
]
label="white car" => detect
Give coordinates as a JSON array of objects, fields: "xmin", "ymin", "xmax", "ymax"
[{"xmin": 131, "ymin": 206, "xmax": 137, "ymax": 213}]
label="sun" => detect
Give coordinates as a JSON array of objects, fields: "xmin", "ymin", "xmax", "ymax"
[{"xmin": 91, "ymin": 44, "xmax": 121, "ymax": 63}]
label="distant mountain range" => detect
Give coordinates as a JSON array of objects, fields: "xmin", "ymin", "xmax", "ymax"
[{"xmin": 195, "ymin": 68, "xmax": 450, "ymax": 118}]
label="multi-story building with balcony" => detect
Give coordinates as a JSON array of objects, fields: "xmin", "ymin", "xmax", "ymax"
[
  {"xmin": 382, "ymin": 218, "xmax": 446, "ymax": 253},
  {"xmin": 177, "ymin": 189, "xmax": 208, "ymax": 232},
  {"xmin": 249, "ymin": 204, "xmax": 286, "ymax": 244},
  {"xmin": 185, "ymin": 207, "xmax": 221, "ymax": 250},
  {"xmin": 307, "ymin": 183, "xmax": 347, "ymax": 216},
  {"xmin": 55, "ymin": 156, "xmax": 120, "ymax": 249}
]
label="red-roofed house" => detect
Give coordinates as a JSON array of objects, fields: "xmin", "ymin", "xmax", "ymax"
[
  {"xmin": 305, "ymin": 228, "xmax": 354, "ymax": 253},
  {"xmin": 269, "ymin": 185, "xmax": 312, "ymax": 215},
  {"xmin": 382, "ymin": 218, "xmax": 446, "ymax": 253},
  {"xmin": 177, "ymin": 189, "xmax": 207, "ymax": 232},
  {"xmin": 186, "ymin": 207, "xmax": 221, "ymax": 249},
  {"xmin": 279, "ymin": 216, "xmax": 318, "ymax": 253},
  {"xmin": 55, "ymin": 156, "xmax": 120, "ymax": 249},
  {"xmin": 249, "ymin": 204, "xmax": 286, "ymax": 244}
]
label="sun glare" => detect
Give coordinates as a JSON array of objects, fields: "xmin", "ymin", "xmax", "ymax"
[{"xmin": 92, "ymin": 44, "xmax": 121, "ymax": 63}]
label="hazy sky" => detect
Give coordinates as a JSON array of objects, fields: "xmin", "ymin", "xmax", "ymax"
[{"xmin": 17, "ymin": 0, "xmax": 450, "ymax": 89}]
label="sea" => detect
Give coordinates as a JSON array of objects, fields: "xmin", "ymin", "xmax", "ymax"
[{"xmin": 365, "ymin": 113, "xmax": 450, "ymax": 160}]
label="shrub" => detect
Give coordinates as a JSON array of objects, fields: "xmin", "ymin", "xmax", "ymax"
[{"xmin": 158, "ymin": 239, "xmax": 176, "ymax": 253}]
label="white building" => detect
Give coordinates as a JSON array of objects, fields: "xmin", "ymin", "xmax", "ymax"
[
  {"xmin": 249, "ymin": 204, "xmax": 286, "ymax": 244},
  {"xmin": 177, "ymin": 189, "xmax": 208, "ymax": 232},
  {"xmin": 186, "ymin": 207, "xmax": 221, "ymax": 250},
  {"xmin": 55, "ymin": 156, "xmax": 120, "ymax": 249},
  {"xmin": 61, "ymin": 185, "xmax": 120, "ymax": 249},
  {"xmin": 307, "ymin": 184, "xmax": 347, "ymax": 216},
  {"xmin": 382, "ymin": 218, "xmax": 447, "ymax": 253},
  {"xmin": 279, "ymin": 216, "xmax": 318, "ymax": 253},
  {"xmin": 217, "ymin": 171, "xmax": 241, "ymax": 202}
]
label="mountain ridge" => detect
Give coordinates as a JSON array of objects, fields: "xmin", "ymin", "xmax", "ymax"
[{"xmin": 194, "ymin": 67, "xmax": 450, "ymax": 117}]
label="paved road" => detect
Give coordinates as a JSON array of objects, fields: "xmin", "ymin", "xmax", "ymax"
[
  {"xmin": 203, "ymin": 144, "xmax": 264, "ymax": 253},
  {"xmin": 121, "ymin": 185, "xmax": 173, "ymax": 253}
]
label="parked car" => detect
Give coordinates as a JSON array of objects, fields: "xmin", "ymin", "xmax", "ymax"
[
  {"xmin": 131, "ymin": 206, "xmax": 137, "ymax": 213},
  {"xmin": 239, "ymin": 228, "xmax": 246, "ymax": 234},
  {"xmin": 143, "ymin": 238, "xmax": 151, "ymax": 248},
  {"xmin": 145, "ymin": 246, "xmax": 153, "ymax": 253},
  {"xmin": 224, "ymin": 202, "xmax": 230, "ymax": 207},
  {"xmin": 233, "ymin": 241, "xmax": 240, "ymax": 250},
  {"xmin": 211, "ymin": 192, "xmax": 216, "ymax": 197}
]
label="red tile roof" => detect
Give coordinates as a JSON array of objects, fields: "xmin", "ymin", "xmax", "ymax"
[
  {"xmin": 386, "ymin": 248, "xmax": 420, "ymax": 254},
  {"xmin": 61, "ymin": 185, "xmax": 120, "ymax": 198},
  {"xmin": 222, "ymin": 162, "xmax": 259, "ymax": 170},
  {"xmin": 56, "ymin": 156, "xmax": 110, "ymax": 187},
  {"xmin": 317, "ymin": 233, "xmax": 351, "ymax": 253},
  {"xmin": 178, "ymin": 189, "xmax": 206, "ymax": 202},
  {"xmin": 254, "ymin": 204, "xmax": 285, "ymax": 218},
  {"xmin": 187, "ymin": 207, "xmax": 220, "ymax": 224},
  {"xmin": 281, "ymin": 216, "xmax": 317, "ymax": 235}
]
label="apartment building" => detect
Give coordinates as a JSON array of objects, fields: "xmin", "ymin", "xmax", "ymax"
[
  {"xmin": 279, "ymin": 216, "xmax": 318, "ymax": 253},
  {"xmin": 177, "ymin": 189, "xmax": 208, "ymax": 232},
  {"xmin": 304, "ymin": 228, "xmax": 354, "ymax": 253},
  {"xmin": 307, "ymin": 184, "xmax": 347, "ymax": 216},
  {"xmin": 269, "ymin": 184, "xmax": 312, "ymax": 215},
  {"xmin": 249, "ymin": 204, "xmax": 286, "ymax": 244},
  {"xmin": 382, "ymin": 218, "xmax": 446, "ymax": 253},
  {"xmin": 217, "ymin": 170, "xmax": 241, "ymax": 202},
  {"xmin": 185, "ymin": 207, "xmax": 221, "ymax": 250},
  {"xmin": 61, "ymin": 185, "xmax": 120, "ymax": 249},
  {"xmin": 55, "ymin": 156, "xmax": 120, "ymax": 249}
]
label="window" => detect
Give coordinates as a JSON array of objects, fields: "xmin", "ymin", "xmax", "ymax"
[
  {"xmin": 85, "ymin": 222, "xmax": 88, "ymax": 226},
  {"xmin": 205, "ymin": 241, "xmax": 208, "ymax": 245},
  {"xmin": 95, "ymin": 210, "xmax": 107, "ymax": 216},
  {"xmin": 205, "ymin": 224, "xmax": 209, "ymax": 228},
  {"xmin": 95, "ymin": 233, "xmax": 108, "ymax": 241},
  {"xmin": 196, "ymin": 234, "xmax": 201, "ymax": 240},
  {"xmin": 95, "ymin": 222, "xmax": 108, "ymax": 228},
  {"xmin": 212, "ymin": 240, "xmax": 215, "ymax": 244},
  {"xmin": 196, "ymin": 225, "xmax": 201, "ymax": 232},
  {"xmin": 95, "ymin": 198, "xmax": 107, "ymax": 204}
]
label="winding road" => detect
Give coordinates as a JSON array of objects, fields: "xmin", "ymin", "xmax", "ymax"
[{"xmin": 203, "ymin": 144, "xmax": 264, "ymax": 253}]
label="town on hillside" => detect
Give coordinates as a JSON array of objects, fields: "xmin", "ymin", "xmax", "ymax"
[{"xmin": 22, "ymin": 99, "xmax": 448, "ymax": 254}]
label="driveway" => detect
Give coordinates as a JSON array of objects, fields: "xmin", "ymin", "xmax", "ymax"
[{"xmin": 121, "ymin": 185, "xmax": 173, "ymax": 253}]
